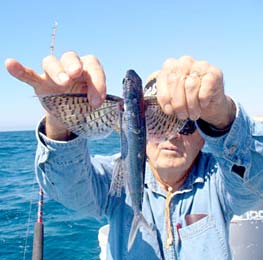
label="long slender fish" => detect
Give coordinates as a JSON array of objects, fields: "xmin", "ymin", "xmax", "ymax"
[{"xmin": 120, "ymin": 70, "xmax": 153, "ymax": 251}]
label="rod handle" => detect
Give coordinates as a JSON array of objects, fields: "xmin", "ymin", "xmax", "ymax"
[{"xmin": 32, "ymin": 222, "xmax": 44, "ymax": 260}]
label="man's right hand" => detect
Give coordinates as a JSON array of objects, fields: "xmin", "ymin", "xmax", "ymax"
[{"xmin": 5, "ymin": 51, "xmax": 106, "ymax": 140}]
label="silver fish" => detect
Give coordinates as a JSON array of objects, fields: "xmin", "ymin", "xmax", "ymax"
[{"xmin": 118, "ymin": 70, "xmax": 153, "ymax": 251}]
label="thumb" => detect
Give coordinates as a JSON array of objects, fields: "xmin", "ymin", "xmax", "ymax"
[{"xmin": 5, "ymin": 58, "xmax": 43, "ymax": 90}]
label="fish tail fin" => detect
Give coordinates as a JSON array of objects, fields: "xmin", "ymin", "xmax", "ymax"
[
  {"xmin": 109, "ymin": 156, "xmax": 125, "ymax": 197},
  {"xmin": 128, "ymin": 212, "xmax": 153, "ymax": 252}
]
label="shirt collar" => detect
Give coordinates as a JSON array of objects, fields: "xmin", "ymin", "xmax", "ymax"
[{"xmin": 144, "ymin": 152, "xmax": 215, "ymax": 196}]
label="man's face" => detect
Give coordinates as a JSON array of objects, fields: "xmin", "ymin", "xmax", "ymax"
[{"xmin": 146, "ymin": 130, "xmax": 204, "ymax": 174}]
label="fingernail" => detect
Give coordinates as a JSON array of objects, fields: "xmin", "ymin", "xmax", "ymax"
[
  {"xmin": 164, "ymin": 104, "xmax": 173, "ymax": 114},
  {"xmin": 58, "ymin": 72, "xmax": 70, "ymax": 83},
  {"xmin": 68, "ymin": 63, "xmax": 79, "ymax": 73}
]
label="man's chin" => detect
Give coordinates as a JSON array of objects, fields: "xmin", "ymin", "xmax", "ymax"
[{"xmin": 156, "ymin": 161, "xmax": 183, "ymax": 172}]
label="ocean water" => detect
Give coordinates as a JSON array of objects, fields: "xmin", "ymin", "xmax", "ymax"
[
  {"xmin": 1, "ymin": 130, "xmax": 263, "ymax": 260},
  {"xmin": 0, "ymin": 130, "xmax": 120, "ymax": 260}
]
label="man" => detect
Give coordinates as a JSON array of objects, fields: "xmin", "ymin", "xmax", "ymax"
[{"xmin": 5, "ymin": 53, "xmax": 263, "ymax": 259}]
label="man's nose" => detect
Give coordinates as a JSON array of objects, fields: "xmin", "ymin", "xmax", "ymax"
[{"xmin": 164, "ymin": 132, "xmax": 180, "ymax": 141}]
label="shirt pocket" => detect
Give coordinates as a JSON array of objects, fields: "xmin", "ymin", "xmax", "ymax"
[{"xmin": 179, "ymin": 215, "xmax": 229, "ymax": 260}]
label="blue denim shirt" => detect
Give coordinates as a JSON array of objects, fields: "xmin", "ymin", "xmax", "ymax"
[{"xmin": 35, "ymin": 103, "xmax": 263, "ymax": 260}]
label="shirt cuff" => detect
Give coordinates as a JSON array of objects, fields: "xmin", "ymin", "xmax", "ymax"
[
  {"xmin": 196, "ymin": 118, "xmax": 232, "ymax": 137},
  {"xmin": 35, "ymin": 117, "xmax": 88, "ymax": 165},
  {"xmin": 197, "ymin": 102, "xmax": 252, "ymax": 166}
]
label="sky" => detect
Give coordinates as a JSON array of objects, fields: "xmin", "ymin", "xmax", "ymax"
[{"xmin": 0, "ymin": 0, "xmax": 262, "ymax": 131}]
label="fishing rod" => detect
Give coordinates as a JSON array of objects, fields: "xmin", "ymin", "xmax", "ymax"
[
  {"xmin": 32, "ymin": 188, "xmax": 44, "ymax": 260},
  {"xmin": 50, "ymin": 21, "xmax": 58, "ymax": 55},
  {"xmin": 32, "ymin": 22, "xmax": 58, "ymax": 260}
]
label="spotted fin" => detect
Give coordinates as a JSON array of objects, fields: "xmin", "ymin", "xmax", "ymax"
[
  {"xmin": 145, "ymin": 96, "xmax": 188, "ymax": 142},
  {"xmin": 39, "ymin": 93, "xmax": 188, "ymax": 141},
  {"xmin": 109, "ymin": 156, "xmax": 126, "ymax": 197},
  {"xmin": 39, "ymin": 93, "xmax": 122, "ymax": 139}
]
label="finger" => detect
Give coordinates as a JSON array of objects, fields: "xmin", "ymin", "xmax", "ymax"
[
  {"xmin": 81, "ymin": 55, "xmax": 106, "ymax": 107},
  {"xmin": 60, "ymin": 51, "xmax": 83, "ymax": 78},
  {"xmin": 163, "ymin": 56, "xmax": 194, "ymax": 71},
  {"xmin": 42, "ymin": 55, "xmax": 70, "ymax": 86},
  {"xmin": 162, "ymin": 57, "xmax": 178, "ymax": 70},
  {"xmin": 170, "ymin": 56, "xmax": 194, "ymax": 119},
  {"xmin": 156, "ymin": 58, "xmax": 180, "ymax": 114},
  {"xmin": 199, "ymin": 71, "xmax": 223, "ymax": 108},
  {"xmin": 190, "ymin": 60, "xmax": 210, "ymax": 76},
  {"xmin": 186, "ymin": 60, "xmax": 211, "ymax": 113},
  {"xmin": 157, "ymin": 56, "xmax": 194, "ymax": 115},
  {"xmin": 184, "ymin": 73, "xmax": 202, "ymax": 120},
  {"xmin": 5, "ymin": 58, "xmax": 43, "ymax": 89},
  {"xmin": 169, "ymin": 72, "xmax": 188, "ymax": 119},
  {"xmin": 156, "ymin": 69, "xmax": 173, "ymax": 114}
]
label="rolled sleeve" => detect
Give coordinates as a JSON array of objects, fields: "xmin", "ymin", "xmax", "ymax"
[
  {"xmin": 197, "ymin": 103, "xmax": 263, "ymax": 215},
  {"xmin": 35, "ymin": 119, "xmax": 115, "ymax": 217},
  {"xmin": 198, "ymin": 102, "xmax": 252, "ymax": 171}
]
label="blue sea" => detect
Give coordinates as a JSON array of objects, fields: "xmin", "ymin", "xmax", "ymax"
[
  {"xmin": 0, "ymin": 130, "xmax": 120, "ymax": 260},
  {"xmin": 1, "ymin": 130, "xmax": 263, "ymax": 260}
]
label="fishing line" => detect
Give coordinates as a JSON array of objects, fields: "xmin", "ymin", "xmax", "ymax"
[{"xmin": 22, "ymin": 180, "xmax": 37, "ymax": 260}]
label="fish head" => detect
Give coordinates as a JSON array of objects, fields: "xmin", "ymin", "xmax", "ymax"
[{"xmin": 122, "ymin": 70, "xmax": 143, "ymax": 102}]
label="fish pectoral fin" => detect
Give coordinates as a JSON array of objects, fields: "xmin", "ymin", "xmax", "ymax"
[
  {"xmin": 108, "ymin": 156, "xmax": 125, "ymax": 197},
  {"xmin": 128, "ymin": 212, "xmax": 153, "ymax": 252},
  {"xmin": 39, "ymin": 94, "xmax": 121, "ymax": 139}
]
